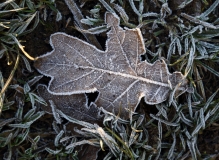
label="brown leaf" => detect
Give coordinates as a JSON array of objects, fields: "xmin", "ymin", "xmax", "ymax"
[
  {"xmin": 37, "ymin": 85, "xmax": 101, "ymax": 122},
  {"xmin": 35, "ymin": 12, "xmax": 188, "ymax": 118}
]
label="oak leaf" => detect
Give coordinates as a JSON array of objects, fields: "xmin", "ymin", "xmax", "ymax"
[
  {"xmin": 37, "ymin": 85, "xmax": 101, "ymax": 122},
  {"xmin": 35, "ymin": 12, "xmax": 188, "ymax": 118}
]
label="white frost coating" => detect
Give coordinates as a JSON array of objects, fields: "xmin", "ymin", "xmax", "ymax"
[
  {"xmin": 49, "ymin": 100, "xmax": 62, "ymax": 124},
  {"xmin": 35, "ymin": 12, "xmax": 188, "ymax": 119}
]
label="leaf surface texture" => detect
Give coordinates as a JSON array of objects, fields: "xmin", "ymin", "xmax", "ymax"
[{"xmin": 35, "ymin": 13, "xmax": 187, "ymax": 117}]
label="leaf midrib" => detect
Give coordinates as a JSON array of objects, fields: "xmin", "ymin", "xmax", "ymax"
[
  {"xmin": 46, "ymin": 62, "xmax": 170, "ymax": 88},
  {"xmin": 83, "ymin": 66, "xmax": 170, "ymax": 87}
]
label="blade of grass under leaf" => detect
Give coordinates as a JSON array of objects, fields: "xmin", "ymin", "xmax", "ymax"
[
  {"xmin": 197, "ymin": 61, "xmax": 219, "ymax": 77},
  {"xmin": 8, "ymin": 34, "xmax": 36, "ymax": 60}
]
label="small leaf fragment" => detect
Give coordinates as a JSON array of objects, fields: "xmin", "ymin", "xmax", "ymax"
[{"xmin": 37, "ymin": 85, "xmax": 101, "ymax": 122}]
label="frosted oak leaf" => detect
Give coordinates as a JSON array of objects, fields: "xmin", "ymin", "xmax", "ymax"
[
  {"xmin": 37, "ymin": 85, "xmax": 101, "ymax": 122},
  {"xmin": 35, "ymin": 12, "xmax": 188, "ymax": 118}
]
